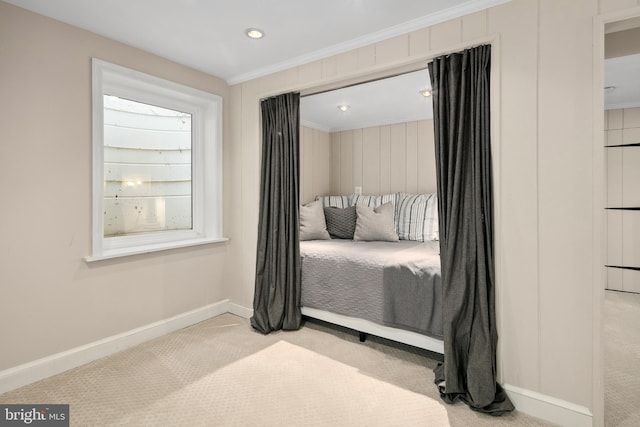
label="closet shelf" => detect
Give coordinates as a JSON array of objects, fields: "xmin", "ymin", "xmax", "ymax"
[
  {"xmin": 605, "ymin": 207, "xmax": 640, "ymax": 210},
  {"xmin": 606, "ymin": 265, "xmax": 640, "ymax": 271},
  {"xmin": 605, "ymin": 143, "xmax": 640, "ymax": 148}
]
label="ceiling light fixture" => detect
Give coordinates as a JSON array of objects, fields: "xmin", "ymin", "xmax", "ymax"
[
  {"xmin": 604, "ymin": 86, "xmax": 617, "ymax": 94},
  {"xmin": 420, "ymin": 89, "xmax": 432, "ymax": 97},
  {"xmin": 245, "ymin": 28, "xmax": 264, "ymax": 39},
  {"xmin": 337, "ymin": 104, "xmax": 350, "ymax": 112}
]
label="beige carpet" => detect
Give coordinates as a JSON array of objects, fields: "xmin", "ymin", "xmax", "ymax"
[
  {"xmin": 0, "ymin": 313, "xmax": 556, "ymax": 426},
  {"xmin": 605, "ymin": 290, "xmax": 640, "ymax": 427}
]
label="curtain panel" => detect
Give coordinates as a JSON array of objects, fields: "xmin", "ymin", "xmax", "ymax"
[
  {"xmin": 428, "ymin": 44, "xmax": 514, "ymax": 415},
  {"xmin": 251, "ymin": 92, "xmax": 302, "ymax": 334}
]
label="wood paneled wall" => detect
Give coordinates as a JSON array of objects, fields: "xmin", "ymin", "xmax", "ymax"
[
  {"xmin": 300, "ymin": 126, "xmax": 331, "ymax": 204},
  {"xmin": 232, "ymin": 1, "xmax": 640, "ymax": 419},
  {"xmin": 606, "ymin": 107, "xmax": 640, "ymax": 293},
  {"xmin": 301, "ymin": 119, "xmax": 436, "ymax": 203}
]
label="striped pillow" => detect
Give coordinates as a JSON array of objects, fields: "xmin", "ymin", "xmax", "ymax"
[
  {"xmin": 396, "ymin": 193, "xmax": 439, "ymax": 241},
  {"xmin": 351, "ymin": 193, "xmax": 398, "ymax": 209},
  {"xmin": 315, "ymin": 195, "xmax": 351, "ymax": 208}
]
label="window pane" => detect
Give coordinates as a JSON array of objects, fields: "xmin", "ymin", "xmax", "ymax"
[{"xmin": 103, "ymin": 95, "xmax": 192, "ymax": 237}]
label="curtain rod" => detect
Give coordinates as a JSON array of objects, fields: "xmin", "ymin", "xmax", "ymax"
[{"xmin": 300, "ymin": 66, "xmax": 429, "ymax": 98}]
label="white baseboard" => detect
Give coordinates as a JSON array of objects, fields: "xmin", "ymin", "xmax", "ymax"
[
  {"xmin": 227, "ymin": 303, "xmax": 253, "ymax": 318},
  {"xmin": 504, "ymin": 384, "xmax": 593, "ymax": 427},
  {"xmin": 0, "ymin": 299, "xmax": 232, "ymax": 395},
  {"xmin": 0, "ymin": 303, "xmax": 594, "ymax": 427}
]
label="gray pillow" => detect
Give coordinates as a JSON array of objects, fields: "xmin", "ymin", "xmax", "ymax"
[
  {"xmin": 324, "ymin": 206, "xmax": 357, "ymax": 239},
  {"xmin": 300, "ymin": 200, "xmax": 330, "ymax": 241},
  {"xmin": 353, "ymin": 202, "xmax": 399, "ymax": 242}
]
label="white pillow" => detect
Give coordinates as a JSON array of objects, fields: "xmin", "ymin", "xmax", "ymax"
[
  {"xmin": 299, "ymin": 200, "xmax": 330, "ymax": 241},
  {"xmin": 352, "ymin": 193, "xmax": 399, "ymax": 231},
  {"xmin": 353, "ymin": 202, "xmax": 399, "ymax": 242},
  {"xmin": 396, "ymin": 193, "xmax": 439, "ymax": 241}
]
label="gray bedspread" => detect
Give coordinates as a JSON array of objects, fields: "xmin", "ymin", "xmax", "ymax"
[{"xmin": 300, "ymin": 240, "xmax": 442, "ymax": 338}]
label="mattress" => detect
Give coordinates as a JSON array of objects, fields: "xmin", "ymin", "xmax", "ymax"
[{"xmin": 300, "ymin": 239, "xmax": 443, "ymax": 338}]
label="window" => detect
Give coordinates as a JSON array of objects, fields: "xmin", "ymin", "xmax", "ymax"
[{"xmin": 87, "ymin": 59, "xmax": 225, "ymax": 261}]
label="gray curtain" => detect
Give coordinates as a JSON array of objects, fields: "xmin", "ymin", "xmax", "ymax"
[
  {"xmin": 250, "ymin": 92, "xmax": 302, "ymax": 334},
  {"xmin": 428, "ymin": 45, "xmax": 514, "ymax": 415}
]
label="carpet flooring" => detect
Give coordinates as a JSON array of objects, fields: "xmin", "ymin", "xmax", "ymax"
[
  {"xmin": 604, "ymin": 290, "xmax": 640, "ymax": 427},
  {"xmin": 0, "ymin": 313, "xmax": 560, "ymax": 426}
]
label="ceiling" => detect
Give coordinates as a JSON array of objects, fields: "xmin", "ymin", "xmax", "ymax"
[
  {"xmin": 9, "ymin": 0, "xmax": 638, "ymax": 126},
  {"xmin": 5, "ymin": 0, "xmax": 509, "ymax": 85},
  {"xmin": 301, "ymin": 69, "xmax": 432, "ymax": 132}
]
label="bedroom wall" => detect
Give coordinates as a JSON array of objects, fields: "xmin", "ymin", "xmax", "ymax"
[
  {"xmin": 229, "ymin": 0, "xmax": 636, "ymax": 424},
  {"xmin": 300, "ymin": 126, "xmax": 331, "ymax": 204},
  {"xmin": 0, "ymin": 2, "xmax": 231, "ymax": 371},
  {"xmin": 300, "ymin": 119, "xmax": 436, "ymax": 205},
  {"xmin": 328, "ymin": 119, "xmax": 436, "ymax": 197}
]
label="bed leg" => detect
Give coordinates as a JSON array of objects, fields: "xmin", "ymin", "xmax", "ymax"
[{"xmin": 359, "ymin": 332, "xmax": 367, "ymax": 342}]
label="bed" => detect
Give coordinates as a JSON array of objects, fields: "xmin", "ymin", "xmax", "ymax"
[{"xmin": 300, "ymin": 239, "xmax": 444, "ymax": 354}]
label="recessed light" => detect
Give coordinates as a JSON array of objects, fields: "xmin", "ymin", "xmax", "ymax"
[
  {"xmin": 246, "ymin": 28, "xmax": 264, "ymax": 39},
  {"xmin": 337, "ymin": 104, "xmax": 350, "ymax": 112},
  {"xmin": 420, "ymin": 89, "xmax": 432, "ymax": 97},
  {"xmin": 604, "ymin": 86, "xmax": 616, "ymax": 94}
]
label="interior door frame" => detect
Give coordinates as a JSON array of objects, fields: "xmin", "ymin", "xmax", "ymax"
[{"xmin": 592, "ymin": 6, "xmax": 640, "ymax": 427}]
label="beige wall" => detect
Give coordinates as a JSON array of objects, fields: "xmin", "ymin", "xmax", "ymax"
[
  {"xmin": 329, "ymin": 120, "xmax": 436, "ymax": 197},
  {"xmin": 0, "ymin": 2, "xmax": 231, "ymax": 370},
  {"xmin": 300, "ymin": 126, "xmax": 331, "ymax": 204},
  {"xmin": 229, "ymin": 0, "xmax": 640, "ymax": 420},
  {"xmin": 301, "ymin": 119, "xmax": 436, "ymax": 204},
  {"xmin": 606, "ymin": 107, "xmax": 640, "ymax": 292}
]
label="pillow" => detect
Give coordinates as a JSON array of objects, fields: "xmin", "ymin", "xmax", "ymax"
[
  {"xmin": 353, "ymin": 202, "xmax": 399, "ymax": 242},
  {"xmin": 351, "ymin": 193, "xmax": 398, "ymax": 209},
  {"xmin": 323, "ymin": 206, "xmax": 357, "ymax": 239},
  {"xmin": 396, "ymin": 193, "xmax": 439, "ymax": 241},
  {"xmin": 315, "ymin": 195, "xmax": 351, "ymax": 208},
  {"xmin": 299, "ymin": 200, "xmax": 330, "ymax": 241},
  {"xmin": 351, "ymin": 193, "xmax": 399, "ymax": 230}
]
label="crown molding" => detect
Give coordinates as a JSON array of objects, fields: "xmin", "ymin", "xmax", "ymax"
[{"xmin": 227, "ymin": 0, "xmax": 512, "ymax": 85}]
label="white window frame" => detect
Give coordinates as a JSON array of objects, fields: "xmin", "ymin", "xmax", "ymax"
[{"xmin": 86, "ymin": 59, "xmax": 226, "ymax": 262}]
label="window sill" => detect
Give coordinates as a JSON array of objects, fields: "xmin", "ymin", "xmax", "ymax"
[{"xmin": 84, "ymin": 237, "xmax": 229, "ymax": 262}]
